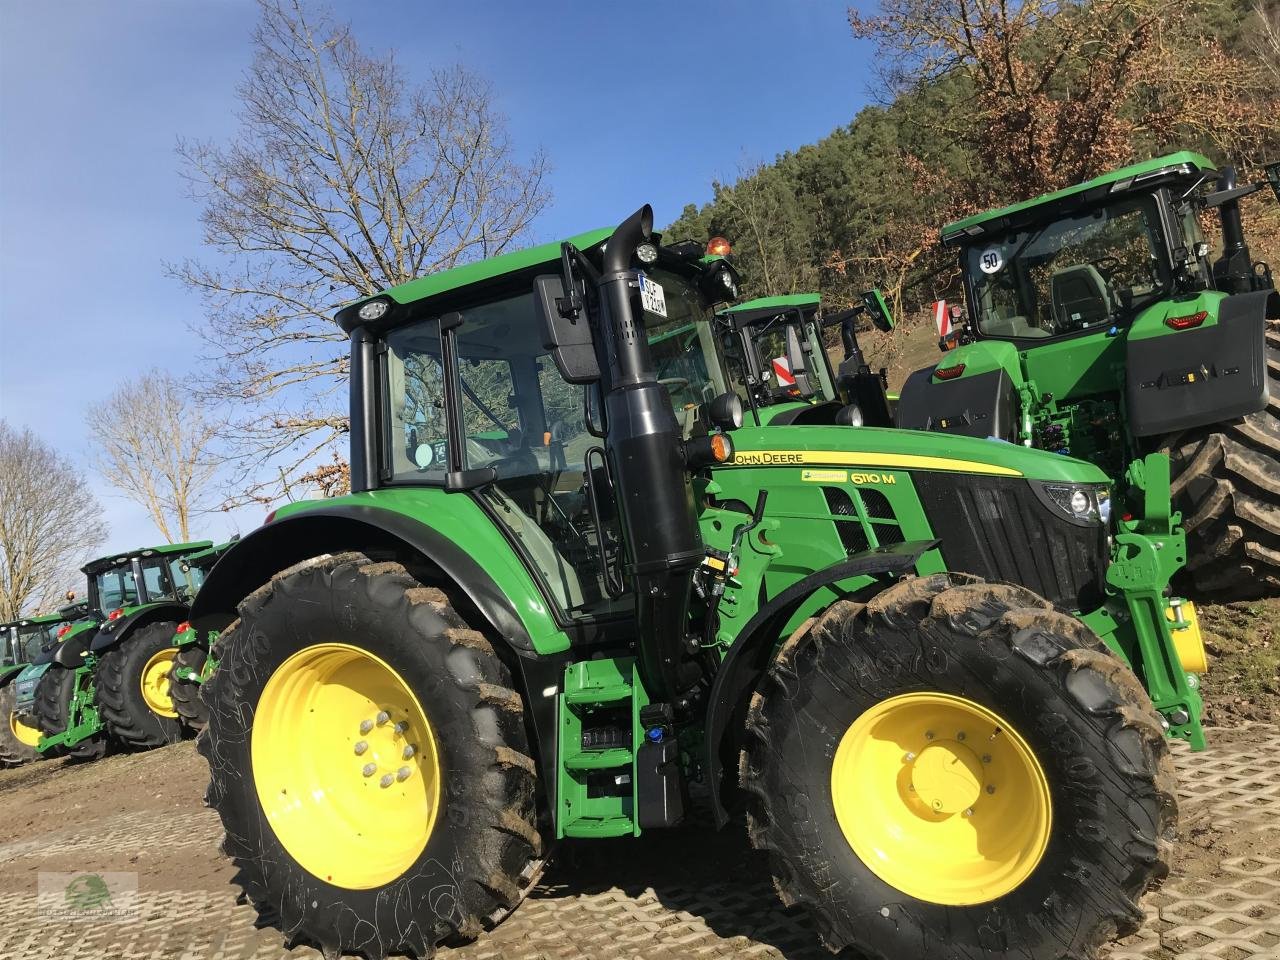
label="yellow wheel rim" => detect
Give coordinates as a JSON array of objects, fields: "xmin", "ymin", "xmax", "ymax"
[
  {"xmin": 831, "ymin": 692, "xmax": 1052, "ymax": 905},
  {"xmin": 10, "ymin": 710, "xmax": 41, "ymax": 748},
  {"xmin": 140, "ymin": 648, "xmax": 179, "ymax": 718},
  {"xmin": 251, "ymin": 643, "xmax": 441, "ymax": 890}
]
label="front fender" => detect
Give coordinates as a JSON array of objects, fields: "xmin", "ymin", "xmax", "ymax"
[
  {"xmin": 89, "ymin": 603, "xmax": 190, "ymax": 653},
  {"xmin": 703, "ymin": 540, "xmax": 936, "ymax": 827},
  {"xmin": 0, "ymin": 663, "xmax": 24, "ymax": 687},
  {"xmin": 190, "ymin": 505, "xmax": 537, "ymax": 653}
]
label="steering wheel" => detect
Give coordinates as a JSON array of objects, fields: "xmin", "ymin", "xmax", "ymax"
[{"xmin": 658, "ymin": 377, "xmax": 691, "ymax": 395}]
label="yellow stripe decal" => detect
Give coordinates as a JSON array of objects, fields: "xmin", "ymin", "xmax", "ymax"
[{"xmin": 728, "ymin": 450, "xmax": 1023, "ymax": 477}]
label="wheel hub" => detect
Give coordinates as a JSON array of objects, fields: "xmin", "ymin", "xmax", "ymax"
[
  {"xmin": 830, "ymin": 692, "xmax": 1052, "ymax": 905},
  {"xmin": 140, "ymin": 648, "xmax": 179, "ymax": 718},
  {"xmin": 10, "ymin": 710, "xmax": 41, "ymax": 748},
  {"xmin": 251, "ymin": 643, "xmax": 440, "ymax": 890},
  {"xmin": 909, "ymin": 739, "xmax": 983, "ymax": 814}
]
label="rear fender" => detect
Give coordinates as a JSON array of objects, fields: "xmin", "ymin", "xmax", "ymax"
[
  {"xmin": 89, "ymin": 603, "xmax": 190, "ymax": 654},
  {"xmin": 703, "ymin": 541, "xmax": 937, "ymax": 827}
]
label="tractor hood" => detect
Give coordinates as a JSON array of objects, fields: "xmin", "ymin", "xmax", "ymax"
[{"xmin": 723, "ymin": 424, "xmax": 1109, "ymax": 485}]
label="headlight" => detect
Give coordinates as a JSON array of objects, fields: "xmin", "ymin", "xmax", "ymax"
[{"xmin": 1035, "ymin": 482, "xmax": 1110, "ymax": 524}]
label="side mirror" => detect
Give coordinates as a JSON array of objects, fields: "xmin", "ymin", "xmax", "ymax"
[
  {"xmin": 861, "ymin": 289, "xmax": 895, "ymax": 332},
  {"xmin": 534, "ymin": 274, "xmax": 600, "ymax": 384}
]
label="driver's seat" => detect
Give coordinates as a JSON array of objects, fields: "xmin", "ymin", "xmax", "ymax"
[{"xmin": 1050, "ymin": 264, "xmax": 1112, "ymax": 329}]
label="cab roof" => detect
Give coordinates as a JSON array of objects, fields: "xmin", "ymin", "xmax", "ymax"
[
  {"xmin": 721, "ymin": 293, "xmax": 821, "ymax": 327},
  {"xmin": 0, "ymin": 611, "xmax": 68, "ymax": 628},
  {"xmin": 337, "ymin": 228, "xmax": 613, "ymax": 328},
  {"xmin": 941, "ymin": 151, "xmax": 1216, "ymax": 243},
  {"xmin": 83, "ymin": 540, "xmax": 214, "ymax": 575}
]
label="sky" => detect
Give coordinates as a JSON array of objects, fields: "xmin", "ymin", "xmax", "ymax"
[{"xmin": 0, "ymin": 0, "xmax": 877, "ymax": 558}]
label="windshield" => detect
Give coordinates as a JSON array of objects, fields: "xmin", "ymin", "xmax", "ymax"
[
  {"xmin": 965, "ymin": 198, "xmax": 1170, "ymax": 340},
  {"xmin": 95, "ymin": 565, "xmax": 138, "ymax": 613},
  {"xmin": 14, "ymin": 622, "xmax": 57, "ymax": 663}
]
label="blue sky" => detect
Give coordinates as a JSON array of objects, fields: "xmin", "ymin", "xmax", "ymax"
[{"xmin": 0, "ymin": 0, "xmax": 876, "ymax": 556}]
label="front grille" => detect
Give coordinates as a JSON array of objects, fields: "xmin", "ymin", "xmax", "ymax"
[{"xmin": 913, "ymin": 474, "xmax": 1107, "ymax": 611}]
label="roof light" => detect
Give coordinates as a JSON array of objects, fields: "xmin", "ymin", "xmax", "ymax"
[
  {"xmin": 706, "ymin": 236, "xmax": 732, "ymax": 257},
  {"xmin": 635, "ymin": 241, "xmax": 659, "ymax": 264},
  {"xmin": 1165, "ymin": 311, "xmax": 1207, "ymax": 331},
  {"xmin": 357, "ymin": 299, "xmax": 390, "ymax": 322},
  {"xmin": 934, "ymin": 363, "xmax": 966, "ymax": 380}
]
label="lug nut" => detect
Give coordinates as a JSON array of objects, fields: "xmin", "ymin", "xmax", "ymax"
[
  {"xmin": 904, "ymin": 752, "xmax": 916, "ymax": 761},
  {"xmin": 402, "ymin": 745, "xmax": 416, "ymax": 759},
  {"xmin": 362, "ymin": 763, "xmax": 376, "ymax": 777},
  {"xmin": 359, "ymin": 719, "xmax": 374, "ymax": 734},
  {"xmin": 924, "ymin": 731, "xmax": 935, "ymax": 740},
  {"xmin": 376, "ymin": 711, "xmax": 390, "ymax": 725},
  {"xmin": 379, "ymin": 774, "xmax": 394, "ymax": 788},
  {"xmin": 354, "ymin": 741, "xmax": 368, "ymax": 755},
  {"xmin": 394, "ymin": 721, "xmax": 408, "ymax": 734},
  {"xmin": 963, "ymin": 807, "xmax": 974, "ymax": 817},
  {"xmin": 931, "ymin": 799, "xmax": 943, "ymax": 811},
  {"xmin": 397, "ymin": 766, "xmax": 411, "ymax": 781}
]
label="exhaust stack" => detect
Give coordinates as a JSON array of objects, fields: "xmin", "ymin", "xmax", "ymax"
[
  {"xmin": 597, "ymin": 206, "xmax": 704, "ymax": 701},
  {"xmin": 1213, "ymin": 166, "xmax": 1254, "ymax": 294}
]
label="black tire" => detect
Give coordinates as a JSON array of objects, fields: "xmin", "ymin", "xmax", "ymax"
[
  {"xmin": 96, "ymin": 622, "xmax": 185, "ymax": 749},
  {"xmin": 199, "ymin": 553, "xmax": 544, "ymax": 959},
  {"xmin": 1163, "ymin": 318, "xmax": 1280, "ymax": 599},
  {"xmin": 0, "ymin": 683, "xmax": 38, "ymax": 766},
  {"xmin": 741, "ymin": 574, "xmax": 1177, "ymax": 960},
  {"xmin": 168, "ymin": 643, "xmax": 209, "ymax": 732},
  {"xmin": 34, "ymin": 663, "xmax": 108, "ymax": 761}
]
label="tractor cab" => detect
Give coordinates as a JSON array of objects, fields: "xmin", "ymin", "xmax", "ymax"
[{"xmin": 719, "ymin": 291, "xmax": 895, "ymax": 427}]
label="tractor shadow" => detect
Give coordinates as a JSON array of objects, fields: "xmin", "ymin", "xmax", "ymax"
[{"xmin": 528, "ymin": 815, "xmax": 864, "ymax": 959}]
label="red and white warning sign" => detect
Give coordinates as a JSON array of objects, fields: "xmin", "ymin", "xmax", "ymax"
[
  {"xmin": 771, "ymin": 356, "xmax": 795, "ymax": 387},
  {"xmin": 932, "ymin": 300, "xmax": 951, "ymax": 338}
]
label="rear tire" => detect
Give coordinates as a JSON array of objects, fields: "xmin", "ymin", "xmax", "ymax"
[
  {"xmin": 741, "ymin": 574, "xmax": 1177, "ymax": 959},
  {"xmin": 0, "ymin": 684, "xmax": 39, "ymax": 766},
  {"xmin": 97, "ymin": 622, "xmax": 185, "ymax": 749},
  {"xmin": 199, "ymin": 553, "xmax": 544, "ymax": 959},
  {"xmin": 168, "ymin": 643, "xmax": 209, "ymax": 731},
  {"xmin": 34, "ymin": 663, "xmax": 108, "ymax": 761},
  {"xmin": 1163, "ymin": 318, "xmax": 1280, "ymax": 599}
]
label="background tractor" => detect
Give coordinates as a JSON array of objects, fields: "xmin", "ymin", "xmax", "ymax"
[
  {"xmin": 165, "ymin": 538, "xmax": 237, "ymax": 731},
  {"xmin": 897, "ymin": 152, "xmax": 1280, "ymax": 598},
  {"xmin": 0, "ymin": 606, "xmax": 82, "ymax": 765},
  {"xmin": 191, "ymin": 205, "xmax": 1176, "ymax": 960},
  {"xmin": 21, "ymin": 541, "xmax": 212, "ymax": 759}
]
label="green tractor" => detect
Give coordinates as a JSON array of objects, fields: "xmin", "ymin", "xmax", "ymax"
[
  {"xmin": 165, "ymin": 539, "xmax": 237, "ymax": 731},
  {"xmin": 21, "ymin": 541, "xmax": 213, "ymax": 759},
  {"xmin": 0, "ymin": 605, "xmax": 83, "ymax": 765},
  {"xmin": 897, "ymin": 152, "xmax": 1280, "ymax": 597},
  {"xmin": 192, "ymin": 206, "xmax": 1177, "ymax": 960}
]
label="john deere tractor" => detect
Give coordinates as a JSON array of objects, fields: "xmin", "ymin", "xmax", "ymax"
[
  {"xmin": 192, "ymin": 206, "xmax": 1177, "ymax": 960},
  {"xmin": 897, "ymin": 152, "xmax": 1280, "ymax": 597},
  {"xmin": 21, "ymin": 541, "xmax": 213, "ymax": 759},
  {"xmin": 0, "ymin": 607, "xmax": 82, "ymax": 765},
  {"xmin": 165, "ymin": 539, "xmax": 237, "ymax": 731}
]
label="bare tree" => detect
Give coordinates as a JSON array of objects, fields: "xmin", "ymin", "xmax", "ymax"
[
  {"xmin": 171, "ymin": 0, "xmax": 550, "ymax": 502},
  {"xmin": 85, "ymin": 372, "xmax": 222, "ymax": 543},
  {"xmin": 0, "ymin": 422, "xmax": 109, "ymax": 619}
]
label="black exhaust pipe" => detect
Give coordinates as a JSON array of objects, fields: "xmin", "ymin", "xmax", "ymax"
[
  {"xmin": 597, "ymin": 206, "xmax": 704, "ymax": 701},
  {"xmin": 1213, "ymin": 166, "xmax": 1253, "ymax": 294}
]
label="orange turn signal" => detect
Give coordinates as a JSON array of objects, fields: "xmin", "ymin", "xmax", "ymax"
[{"xmin": 706, "ymin": 236, "xmax": 732, "ymax": 257}]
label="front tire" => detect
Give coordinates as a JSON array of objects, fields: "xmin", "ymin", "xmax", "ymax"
[
  {"xmin": 0, "ymin": 684, "xmax": 39, "ymax": 766},
  {"xmin": 199, "ymin": 554, "xmax": 543, "ymax": 959},
  {"xmin": 741, "ymin": 575, "xmax": 1176, "ymax": 959},
  {"xmin": 96, "ymin": 622, "xmax": 185, "ymax": 749},
  {"xmin": 168, "ymin": 643, "xmax": 209, "ymax": 731}
]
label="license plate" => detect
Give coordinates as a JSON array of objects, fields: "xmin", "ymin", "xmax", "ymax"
[{"xmin": 639, "ymin": 275, "xmax": 667, "ymax": 318}]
